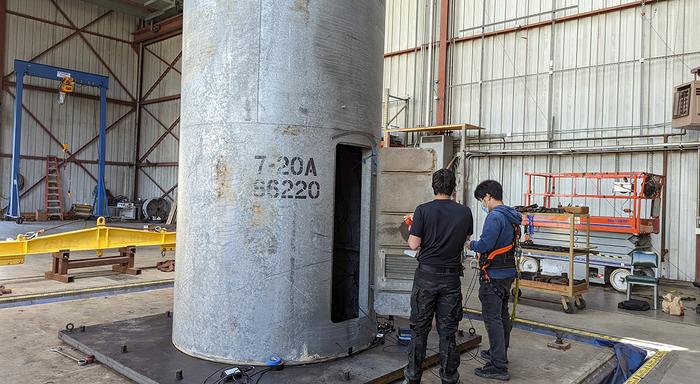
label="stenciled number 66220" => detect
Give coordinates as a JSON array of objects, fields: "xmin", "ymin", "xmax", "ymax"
[{"xmin": 254, "ymin": 179, "xmax": 320, "ymax": 199}]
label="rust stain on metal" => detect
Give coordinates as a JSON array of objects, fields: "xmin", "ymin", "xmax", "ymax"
[
  {"xmin": 281, "ymin": 125, "xmax": 301, "ymax": 136},
  {"xmin": 251, "ymin": 203, "xmax": 267, "ymax": 228},
  {"xmin": 215, "ymin": 158, "xmax": 229, "ymax": 199},
  {"xmin": 291, "ymin": 0, "xmax": 310, "ymax": 18}
]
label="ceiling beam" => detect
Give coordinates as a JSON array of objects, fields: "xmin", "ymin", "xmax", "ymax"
[
  {"xmin": 132, "ymin": 13, "xmax": 181, "ymax": 45},
  {"xmin": 80, "ymin": 0, "xmax": 152, "ymax": 17}
]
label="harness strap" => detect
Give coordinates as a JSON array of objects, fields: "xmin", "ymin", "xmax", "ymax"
[
  {"xmin": 487, "ymin": 243, "xmax": 514, "ymax": 260},
  {"xmin": 479, "ymin": 222, "xmax": 520, "ymax": 281}
]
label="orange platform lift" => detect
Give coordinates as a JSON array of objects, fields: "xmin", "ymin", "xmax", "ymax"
[
  {"xmin": 523, "ymin": 172, "xmax": 665, "ymax": 235},
  {"xmin": 520, "ymin": 172, "xmax": 665, "ymax": 293}
]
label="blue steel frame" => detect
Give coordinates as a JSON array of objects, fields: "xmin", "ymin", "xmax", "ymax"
[{"xmin": 6, "ymin": 59, "xmax": 109, "ymax": 219}]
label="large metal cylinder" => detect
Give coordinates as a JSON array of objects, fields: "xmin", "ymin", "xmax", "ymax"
[{"xmin": 173, "ymin": 0, "xmax": 385, "ymax": 364}]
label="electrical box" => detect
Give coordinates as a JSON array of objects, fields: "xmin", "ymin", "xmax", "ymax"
[
  {"xmin": 117, "ymin": 202, "xmax": 137, "ymax": 220},
  {"xmin": 419, "ymin": 135, "xmax": 454, "ymax": 169},
  {"xmin": 672, "ymin": 80, "xmax": 700, "ymax": 129},
  {"xmin": 613, "ymin": 181, "xmax": 633, "ymax": 194}
]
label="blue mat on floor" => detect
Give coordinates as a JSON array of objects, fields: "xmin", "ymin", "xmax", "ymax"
[{"xmin": 599, "ymin": 342, "xmax": 647, "ymax": 384}]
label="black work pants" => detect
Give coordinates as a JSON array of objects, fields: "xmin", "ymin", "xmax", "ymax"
[
  {"xmin": 404, "ymin": 268, "xmax": 463, "ymax": 384},
  {"xmin": 478, "ymin": 277, "xmax": 514, "ymax": 370}
]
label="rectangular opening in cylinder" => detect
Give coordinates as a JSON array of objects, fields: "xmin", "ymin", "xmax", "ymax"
[{"xmin": 331, "ymin": 144, "xmax": 363, "ymax": 323}]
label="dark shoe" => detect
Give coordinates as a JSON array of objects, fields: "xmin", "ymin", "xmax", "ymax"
[
  {"xmin": 480, "ymin": 350, "xmax": 509, "ymax": 363},
  {"xmin": 474, "ymin": 364, "xmax": 510, "ymax": 381}
]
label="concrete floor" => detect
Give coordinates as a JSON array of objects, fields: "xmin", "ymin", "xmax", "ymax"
[
  {"xmin": 401, "ymin": 324, "xmax": 613, "ymax": 384},
  {"xmin": 0, "ymin": 287, "xmax": 614, "ymax": 384},
  {"xmin": 1, "ymin": 221, "xmax": 699, "ymax": 383},
  {"xmin": 460, "ymin": 272, "xmax": 700, "ymax": 384},
  {"xmin": 0, "ymin": 289, "xmax": 173, "ymax": 384}
]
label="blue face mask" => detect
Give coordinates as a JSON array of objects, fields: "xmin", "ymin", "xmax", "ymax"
[{"xmin": 480, "ymin": 201, "xmax": 489, "ymax": 214}]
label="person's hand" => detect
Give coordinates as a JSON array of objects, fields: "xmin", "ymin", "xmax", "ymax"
[
  {"xmin": 403, "ymin": 213, "xmax": 414, "ymax": 226},
  {"xmin": 465, "ymin": 241, "xmax": 471, "ymax": 251}
]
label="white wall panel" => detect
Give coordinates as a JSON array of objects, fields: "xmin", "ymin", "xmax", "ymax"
[{"xmin": 385, "ymin": 0, "xmax": 700, "ymax": 281}]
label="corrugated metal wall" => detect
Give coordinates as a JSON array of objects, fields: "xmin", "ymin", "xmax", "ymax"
[
  {"xmin": 1, "ymin": 0, "xmax": 139, "ymax": 213},
  {"xmin": 137, "ymin": 35, "xmax": 180, "ymax": 203},
  {"xmin": 384, "ymin": 0, "xmax": 700, "ymax": 281},
  {"xmin": 2, "ymin": 0, "xmax": 696, "ymax": 280},
  {"xmin": 383, "ymin": 0, "xmax": 429, "ymax": 130}
]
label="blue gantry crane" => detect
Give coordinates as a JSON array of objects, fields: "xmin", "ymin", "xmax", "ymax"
[{"xmin": 5, "ymin": 60, "xmax": 109, "ymax": 223}]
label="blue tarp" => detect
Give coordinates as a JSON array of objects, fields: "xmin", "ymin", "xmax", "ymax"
[{"xmin": 601, "ymin": 342, "xmax": 648, "ymax": 384}]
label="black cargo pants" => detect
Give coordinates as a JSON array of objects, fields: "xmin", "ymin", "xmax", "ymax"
[
  {"xmin": 478, "ymin": 277, "xmax": 515, "ymax": 370},
  {"xmin": 404, "ymin": 266, "xmax": 463, "ymax": 384}
]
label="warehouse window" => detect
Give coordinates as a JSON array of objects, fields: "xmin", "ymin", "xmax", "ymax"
[{"xmin": 331, "ymin": 144, "xmax": 363, "ymax": 323}]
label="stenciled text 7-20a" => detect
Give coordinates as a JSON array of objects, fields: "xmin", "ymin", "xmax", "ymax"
[{"xmin": 253, "ymin": 155, "xmax": 320, "ymax": 199}]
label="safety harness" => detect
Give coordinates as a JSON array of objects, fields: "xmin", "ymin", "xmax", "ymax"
[
  {"xmin": 478, "ymin": 223, "xmax": 520, "ymax": 282},
  {"xmin": 476, "ymin": 217, "xmax": 522, "ymax": 324}
]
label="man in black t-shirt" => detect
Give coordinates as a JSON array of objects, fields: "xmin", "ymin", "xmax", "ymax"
[{"xmin": 403, "ymin": 169, "xmax": 474, "ymax": 384}]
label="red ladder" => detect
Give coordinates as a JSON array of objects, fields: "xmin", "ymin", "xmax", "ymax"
[{"xmin": 45, "ymin": 156, "xmax": 64, "ymax": 220}]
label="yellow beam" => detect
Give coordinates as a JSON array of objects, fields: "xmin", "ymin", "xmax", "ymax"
[{"xmin": 0, "ymin": 217, "xmax": 176, "ymax": 266}]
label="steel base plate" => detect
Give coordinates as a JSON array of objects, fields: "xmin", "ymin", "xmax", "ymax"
[{"xmin": 59, "ymin": 313, "xmax": 481, "ymax": 384}]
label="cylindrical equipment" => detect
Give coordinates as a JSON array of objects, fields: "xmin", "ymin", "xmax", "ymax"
[
  {"xmin": 141, "ymin": 198, "xmax": 171, "ymax": 221},
  {"xmin": 174, "ymin": 0, "xmax": 385, "ymax": 364}
]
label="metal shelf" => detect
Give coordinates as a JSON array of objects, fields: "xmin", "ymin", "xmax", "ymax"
[
  {"xmin": 520, "ymin": 211, "xmax": 588, "ymax": 217},
  {"xmin": 384, "ymin": 123, "xmax": 483, "ymax": 134},
  {"xmin": 520, "ymin": 247, "xmax": 593, "ymax": 258},
  {"xmin": 519, "ymin": 279, "xmax": 589, "ymax": 295},
  {"xmin": 518, "ymin": 213, "xmax": 590, "ymax": 313}
]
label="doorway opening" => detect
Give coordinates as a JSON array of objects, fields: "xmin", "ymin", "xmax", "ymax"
[{"xmin": 331, "ymin": 144, "xmax": 363, "ymax": 323}]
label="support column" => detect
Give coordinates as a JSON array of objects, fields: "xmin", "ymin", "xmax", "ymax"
[
  {"xmin": 436, "ymin": 0, "xmax": 449, "ymax": 125},
  {"xmin": 94, "ymin": 86, "xmax": 108, "ymax": 216},
  {"xmin": 132, "ymin": 42, "xmax": 144, "ymax": 201},
  {"xmin": 695, "ymin": 231, "xmax": 700, "ymax": 288},
  {"xmin": 7, "ymin": 64, "xmax": 24, "ymax": 219},
  {"xmin": 0, "ymin": 0, "xmax": 6, "ymax": 99}
]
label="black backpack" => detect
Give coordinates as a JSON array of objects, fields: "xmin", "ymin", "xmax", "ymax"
[{"xmin": 617, "ymin": 299, "xmax": 650, "ymax": 311}]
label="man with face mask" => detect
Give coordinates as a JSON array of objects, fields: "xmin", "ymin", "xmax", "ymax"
[{"xmin": 468, "ymin": 180, "xmax": 522, "ymax": 381}]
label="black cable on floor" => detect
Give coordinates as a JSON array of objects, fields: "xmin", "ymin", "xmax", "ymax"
[
  {"xmin": 201, "ymin": 366, "xmax": 229, "ymax": 384},
  {"xmin": 462, "ymin": 268, "xmax": 480, "ymax": 334}
]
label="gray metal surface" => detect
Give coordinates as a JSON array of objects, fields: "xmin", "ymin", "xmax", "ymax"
[
  {"xmin": 374, "ymin": 147, "xmax": 436, "ymax": 317},
  {"xmin": 175, "ymin": 0, "xmax": 385, "ymax": 364},
  {"xmin": 59, "ymin": 313, "xmax": 481, "ymax": 384}
]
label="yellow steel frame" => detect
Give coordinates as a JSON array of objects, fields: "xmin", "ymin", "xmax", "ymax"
[{"xmin": 0, "ymin": 217, "xmax": 176, "ymax": 266}]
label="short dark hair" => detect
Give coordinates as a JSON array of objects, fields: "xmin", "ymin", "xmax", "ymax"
[
  {"xmin": 474, "ymin": 180, "xmax": 503, "ymax": 201},
  {"xmin": 432, "ymin": 169, "xmax": 456, "ymax": 195}
]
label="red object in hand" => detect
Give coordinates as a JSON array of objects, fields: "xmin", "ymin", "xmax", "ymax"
[{"xmin": 404, "ymin": 216, "xmax": 413, "ymax": 226}]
